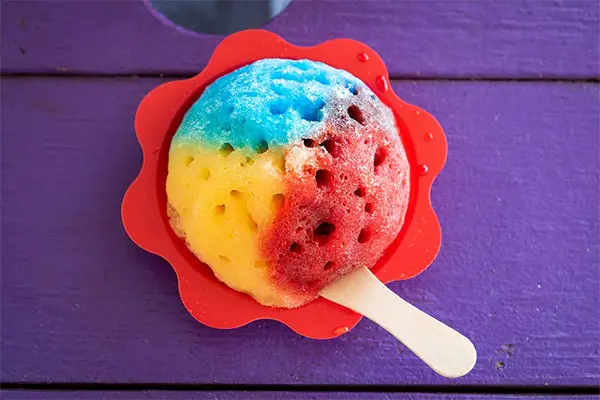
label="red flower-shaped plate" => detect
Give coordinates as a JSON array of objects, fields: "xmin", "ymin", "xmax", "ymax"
[{"xmin": 121, "ymin": 30, "xmax": 447, "ymax": 339}]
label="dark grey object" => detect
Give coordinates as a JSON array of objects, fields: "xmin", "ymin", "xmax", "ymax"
[{"xmin": 150, "ymin": 0, "xmax": 292, "ymax": 35}]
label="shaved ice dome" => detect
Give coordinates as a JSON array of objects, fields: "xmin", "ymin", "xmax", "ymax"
[{"xmin": 166, "ymin": 59, "xmax": 410, "ymax": 308}]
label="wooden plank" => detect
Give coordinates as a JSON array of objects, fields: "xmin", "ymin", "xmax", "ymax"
[
  {"xmin": 0, "ymin": 77, "xmax": 598, "ymax": 385},
  {"xmin": 1, "ymin": 0, "xmax": 598, "ymax": 78},
  {"xmin": 1, "ymin": 392, "xmax": 597, "ymax": 400}
]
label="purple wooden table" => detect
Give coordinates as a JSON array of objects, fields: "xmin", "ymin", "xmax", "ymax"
[{"xmin": 1, "ymin": 1, "xmax": 599, "ymax": 399}]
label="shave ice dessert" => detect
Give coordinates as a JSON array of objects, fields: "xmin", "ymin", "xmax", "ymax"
[{"xmin": 166, "ymin": 59, "xmax": 410, "ymax": 308}]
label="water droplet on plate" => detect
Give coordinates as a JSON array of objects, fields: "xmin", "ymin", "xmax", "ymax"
[
  {"xmin": 425, "ymin": 132, "xmax": 434, "ymax": 141},
  {"xmin": 375, "ymin": 75, "xmax": 389, "ymax": 92},
  {"xmin": 418, "ymin": 164, "xmax": 429, "ymax": 176},
  {"xmin": 334, "ymin": 326, "xmax": 349, "ymax": 335},
  {"xmin": 357, "ymin": 52, "xmax": 369, "ymax": 62}
]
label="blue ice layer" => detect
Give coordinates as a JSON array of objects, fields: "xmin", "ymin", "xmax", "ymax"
[{"xmin": 173, "ymin": 59, "xmax": 364, "ymax": 151}]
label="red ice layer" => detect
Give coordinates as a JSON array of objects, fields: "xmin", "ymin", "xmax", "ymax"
[{"xmin": 262, "ymin": 120, "xmax": 411, "ymax": 300}]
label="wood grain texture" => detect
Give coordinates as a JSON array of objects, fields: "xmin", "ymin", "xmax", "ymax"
[
  {"xmin": 1, "ymin": 0, "xmax": 598, "ymax": 78},
  {"xmin": 1, "ymin": 392, "xmax": 597, "ymax": 400},
  {"xmin": 1, "ymin": 78, "xmax": 598, "ymax": 385}
]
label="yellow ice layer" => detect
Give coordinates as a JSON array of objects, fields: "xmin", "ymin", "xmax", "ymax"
[{"xmin": 166, "ymin": 141, "xmax": 288, "ymax": 306}]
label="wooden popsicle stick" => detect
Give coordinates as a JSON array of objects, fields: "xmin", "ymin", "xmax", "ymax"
[{"xmin": 320, "ymin": 266, "xmax": 477, "ymax": 378}]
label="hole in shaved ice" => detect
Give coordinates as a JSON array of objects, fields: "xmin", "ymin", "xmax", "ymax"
[
  {"xmin": 314, "ymin": 221, "xmax": 335, "ymax": 246},
  {"xmin": 269, "ymin": 98, "xmax": 290, "ymax": 115},
  {"xmin": 347, "ymin": 105, "xmax": 365, "ymax": 125},
  {"xmin": 272, "ymin": 193, "xmax": 285, "ymax": 211},
  {"xmin": 300, "ymin": 108, "xmax": 323, "ymax": 122},
  {"xmin": 297, "ymin": 98, "xmax": 325, "ymax": 122},
  {"xmin": 290, "ymin": 242, "xmax": 303, "ymax": 254},
  {"xmin": 219, "ymin": 143, "xmax": 235, "ymax": 157},
  {"xmin": 255, "ymin": 140, "xmax": 269, "ymax": 154},
  {"xmin": 303, "ymin": 139, "xmax": 316, "ymax": 148},
  {"xmin": 315, "ymin": 74, "xmax": 330, "ymax": 85},
  {"xmin": 240, "ymin": 156, "xmax": 254, "ymax": 167},
  {"xmin": 272, "ymin": 84, "xmax": 287, "ymax": 95},
  {"xmin": 294, "ymin": 62, "xmax": 309, "ymax": 71},
  {"xmin": 200, "ymin": 168, "xmax": 211, "ymax": 180},
  {"xmin": 358, "ymin": 227, "xmax": 371, "ymax": 243},
  {"xmin": 272, "ymin": 70, "xmax": 304, "ymax": 82},
  {"xmin": 320, "ymin": 139, "xmax": 340, "ymax": 157},
  {"xmin": 354, "ymin": 187, "xmax": 366, "ymax": 197},
  {"xmin": 346, "ymin": 81, "xmax": 358, "ymax": 95},
  {"xmin": 214, "ymin": 204, "xmax": 226, "ymax": 215},
  {"xmin": 273, "ymin": 153, "xmax": 286, "ymax": 173},
  {"xmin": 247, "ymin": 214, "xmax": 258, "ymax": 232},
  {"xmin": 315, "ymin": 169, "xmax": 332, "ymax": 188},
  {"xmin": 374, "ymin": 146, "xmax": 388, "ymax": 170}
]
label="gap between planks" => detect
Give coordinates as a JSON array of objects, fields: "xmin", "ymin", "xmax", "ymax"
[
  {"xmin": 1, "ymin": 72, "xmax": 599, "ymax": 83},
  {"xmin": 1, "ymin": 383, "xmax": 599, "ymax": 396}
]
